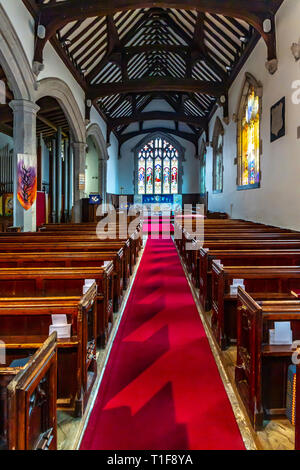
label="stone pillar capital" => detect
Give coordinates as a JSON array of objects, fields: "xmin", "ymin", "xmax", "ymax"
[
  {"xmin": 9, "ymin": 99, "xmax": 40, "ymax": 115},
  {"xmin": 72, "ymin": 141, "xmax": 87, "ymax": 152}
]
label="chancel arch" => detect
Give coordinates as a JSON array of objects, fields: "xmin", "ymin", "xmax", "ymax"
[
  {"xmin": 212, "ymin": 117, "xmax": 224, "ymax": 194},
  {"xmin": 236, "ymin": 73, "xmax": 262, "ymax": 190},
  {"xmin": 133, "ymin": 132, "xmax": 184, "ymax": 196}
]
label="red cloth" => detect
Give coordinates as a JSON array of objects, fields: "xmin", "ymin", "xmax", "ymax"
[
  {"xmin": 143, "ymin": 223, "xmax": 174, "ymax": 234},
  {"xmin": 36, "ymin": 191, "xmax": 46, "ymax": 227},
  {"xmin": 80, "ymin": 238, "xmax": 245, "ymax": 450}
]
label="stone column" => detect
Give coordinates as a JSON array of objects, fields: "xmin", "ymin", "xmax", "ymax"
[
  {"xmin": 9, "ymin": 100, "xmax": 40, "ymax": 232},
  {"xmin": 103, "ymin": 159, "xmax": 107, "ymax": 209},
  {"xmin": 68, "ymin": 142, "xmax": 73, "ymax": 220},
  {"xmin": 56, "ymin": 127, "xmax": 62, "ymax": 223},
  {"xmin": 72, "ymin": 141, "xmax": 86, "ymax": 223},
  {"xmin": 51, "ymin": 138, "xmax": 57, "ymax": 223},
  {"xmin": 99, "ymin": 158, "xmax": 107, "ymax": 208},
  {"xmin": 64, "ymin": 139, "xmax": 69, "ymax": 222}
]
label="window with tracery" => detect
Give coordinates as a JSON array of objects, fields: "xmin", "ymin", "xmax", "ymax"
[
  {"xmin": 137, "ymin": 137, "xmax": 179, "ymax": 195},
  {"xmin": 199, "ymin": 140, "xmax": 206, "ymax": 196},
  {"xmin": 237, "ymin": 74, "xmax": 261, "ymax": 189},
  {"xmin": 212, "ymin": 118, "xmax": 224, "ymax": 194}
]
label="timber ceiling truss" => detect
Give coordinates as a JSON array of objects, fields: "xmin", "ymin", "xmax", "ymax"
[{"xmin": 23, "ymin": 0, "xmax": 283, "ymax": 153}]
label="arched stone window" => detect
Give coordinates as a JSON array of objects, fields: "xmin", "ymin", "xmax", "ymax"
[
  {"xmin": 134, "ymin": 132, "xmax": 184, "ymax": 195},
  {"xmin": 236, "ymin": 73, "xmax": 262, "ymax": 190},
  {"xmin": 212, "ymin": 117, "xmax": 224, "ymax": 194},
  {"xmin": 199, "ymin": 139, "xmax": 207, "ymax": 196}
]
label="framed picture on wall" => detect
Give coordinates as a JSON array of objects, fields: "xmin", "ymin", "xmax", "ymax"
[{"xmin": 271, "ymin": 97, "xmax": 285, "ymax": 142}]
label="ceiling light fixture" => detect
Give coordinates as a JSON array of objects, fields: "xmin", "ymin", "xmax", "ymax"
[
  {"xmin": 37, "ymin": 25, "xmax": 46, "ymax": 39},
  {"xmin": 263, "ymin": 19, "xmax": 272, "ymax": 34}
]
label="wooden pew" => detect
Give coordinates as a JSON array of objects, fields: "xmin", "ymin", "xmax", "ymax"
[
  {"xmin": 235, "ymin": 288, "xmax": 300, "ymax": 430},
  {"xmin": 0, "ymin": 333, "xmax": 57, "ymax": 450},
  {"xmin": 0, "ymin": 265, "xmax": 114, "ymax": 347},
  {"xmin": 211, "ymin": 263, "xmax": 300, "ymax": 349},
  {"xmin": 182, "ymin": 239, "xmax": 300, "ymax": 289},
  {"xmin": 296, "ymin": 362, "xmax": 300, "ymax": 450},
  {"xmin": 0, "ymin": 288, "xmax": 97, "ymax": 417},
  {"xmin": 0, "ymin": 251, "xmax": 125, "ymax": 313},
  {"xmin": 199, "ymin": 249, "xmax": 300, "ymax": 311},
  {"xmin": 0, "ymin": 237, "xmax": 136, "ymax": 276}
]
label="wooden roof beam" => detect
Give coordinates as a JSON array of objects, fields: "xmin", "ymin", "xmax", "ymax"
[
  {"xmin": 108, "ymin": 111, "xmax": 207, "ymax": 129},
  {"xmin": 89, "ymin": 78, "xmax": 226, "ymax": 100},
  {"xmin": 32, "ymin": 0, "xmax": 282, "ymax": 75},
  {"xmin": 118, "ymin": 126, "xmax": 199, "ymax": 149}
]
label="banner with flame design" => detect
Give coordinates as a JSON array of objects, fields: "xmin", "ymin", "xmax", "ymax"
[{"xmin": 17, "ymin": 154, "xmax": 37, "ymax": 211}]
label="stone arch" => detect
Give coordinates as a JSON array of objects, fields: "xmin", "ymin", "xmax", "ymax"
[
  {"xmin": 235, "ymin": 72, "xmax": 263, "ymax": 122},
  {"xmin": 86, "ymin": 123, "xmax": 109, "ymax": 204},
  {"xmin": 0, "ymin": 4, "xmax": 35, "ymax": 101},
  {"xmin": 199, "ymin": 138, "xmax": 207, "ymax": 196},
  {"xmin": 86, "ymin": 123, "xmax": 109, "ymax": 161},
  {"xmin": 235, "ymin": 72, "xmax": 262, "ymax": 189},
  {"xmin": 35, "ymin": 77, "xmax": 86, "ymax": 144},
  {"xmin": 211, "ymin": 117, "xmax": 224, "ymax": 194}
]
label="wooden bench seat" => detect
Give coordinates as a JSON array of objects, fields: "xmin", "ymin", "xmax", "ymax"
[
  {"xmin": 0, "ymin": 251, "xmax": 125, "ymax": 312},
  {"xmin": 0, "ymin": 333, "xmax": 57, "ymax": 450},
  {"xmin": 236, "ymin": 288, "xmax": 300, "ymax": 430},
  {"xmin": 0, "ymin": 289, "xmax": 97, "ymax": 417},
  {"xmin": 0, "ymin": 235, "xmax": 139, "ymax": 275},
  {"xmin": 199, "ymin": 249, "xmax": 300, "ymax": 311},
  {"xmin": 211, "ymin": 263, "xmax": 300, "ymax": 349},
  {"xmin": 0, "ymin": 265, "xmax": 113, "ymax": 347},
  {"xmin": 184, "ymin": 239, "xmax": 300, "ymax": 286}
]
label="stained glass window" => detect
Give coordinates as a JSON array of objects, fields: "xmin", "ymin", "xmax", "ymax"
[
  {"xmin": 146, "ymin": 158, "xmax": 153, "ymax": 194},
  {"xmin": 199, "ymin": 141, "xmax": 206, "ymax": 196},
  {"xmin": 137, "ymin": 137, "xmax": 179, "ymax": 194},
  {"xmin": 171, "ymin": 157, "xmax": 178, "ymax": 194},
  {"xmin": 212, "ymin": 118, "xmax": 224, "ymax": 193},
  {"xmin": 138, "ymin": 157, "xmax": 146, "ymax": 195},
  {"xmin": 238, "ymin": 83, "xmax": 260, "ymax": 188},
  {"xmin": 154, "ymin": 157, "xmax": 162, "ymax": 194}
]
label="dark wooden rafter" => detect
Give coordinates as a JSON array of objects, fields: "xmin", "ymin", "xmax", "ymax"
[
  {"xmin": 108, "ymin": 111, "xmax": 207, "ymax": 130},
  {"xmin": 22, "ymin": 0, "xmax": 283, "ymax": 148},
  {"xmin": 32, "ymin": 0, "xmax": 281, "ymax": 67},
  {"xmin": 118, "ymin": 126, "xmax": 200, "ymax": 149},
  {"xmin": 88, "ymin": 77, "xmax": 226, "ymax": 100}
]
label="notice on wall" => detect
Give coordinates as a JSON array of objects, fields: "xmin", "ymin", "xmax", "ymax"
[{"xmin": 79, "ymin": 173, "xmax": 86, "ymax": 191}]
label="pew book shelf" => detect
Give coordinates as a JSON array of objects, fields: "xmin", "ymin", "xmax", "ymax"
[
  {"xmin": 0, "ymin": 333, "xmax": 57, "ymax": 450},
  {"xmin": 0, "ymin": 284, "xmax": 98, "ymax": 418}
]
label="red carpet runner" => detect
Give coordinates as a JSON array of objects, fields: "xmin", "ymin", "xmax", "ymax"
[{"xmin": 81, "ymin": 238, "xmax": 245, "ymax": 450}]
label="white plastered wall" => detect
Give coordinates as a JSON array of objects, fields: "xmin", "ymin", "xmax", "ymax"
[{"xmin": 206, "ymin": 0, "xmax": 300, "ymax": 230}]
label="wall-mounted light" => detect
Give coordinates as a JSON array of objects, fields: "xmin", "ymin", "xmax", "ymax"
[
  {"xmin": 62, "ymin": 39, "xmax": 72, "ymax": 46},
  {"xmin": 263, "ymin": 19, "xmax": 272, "ymax": 34},
  {"xmin": 86, "ymin": 99, "xmax": 92, "ymax": 108},
  {"xmin": 291, "ymin": 42, "xmax": 300, "ymax": 61},
  {"xmin": 220, "ymin": 95, "xmax": 226, "ymax": 104},
  {"xmin": 37, "ymin": 25, "xmax": 46, "ymax": 39},
  {"xmin": 226, "ymin": 65, "xmax": 232, "ymax": 72},
  {"xmin": 240, "ymin": 36, "xmax": 248, "ymax": 44}
]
